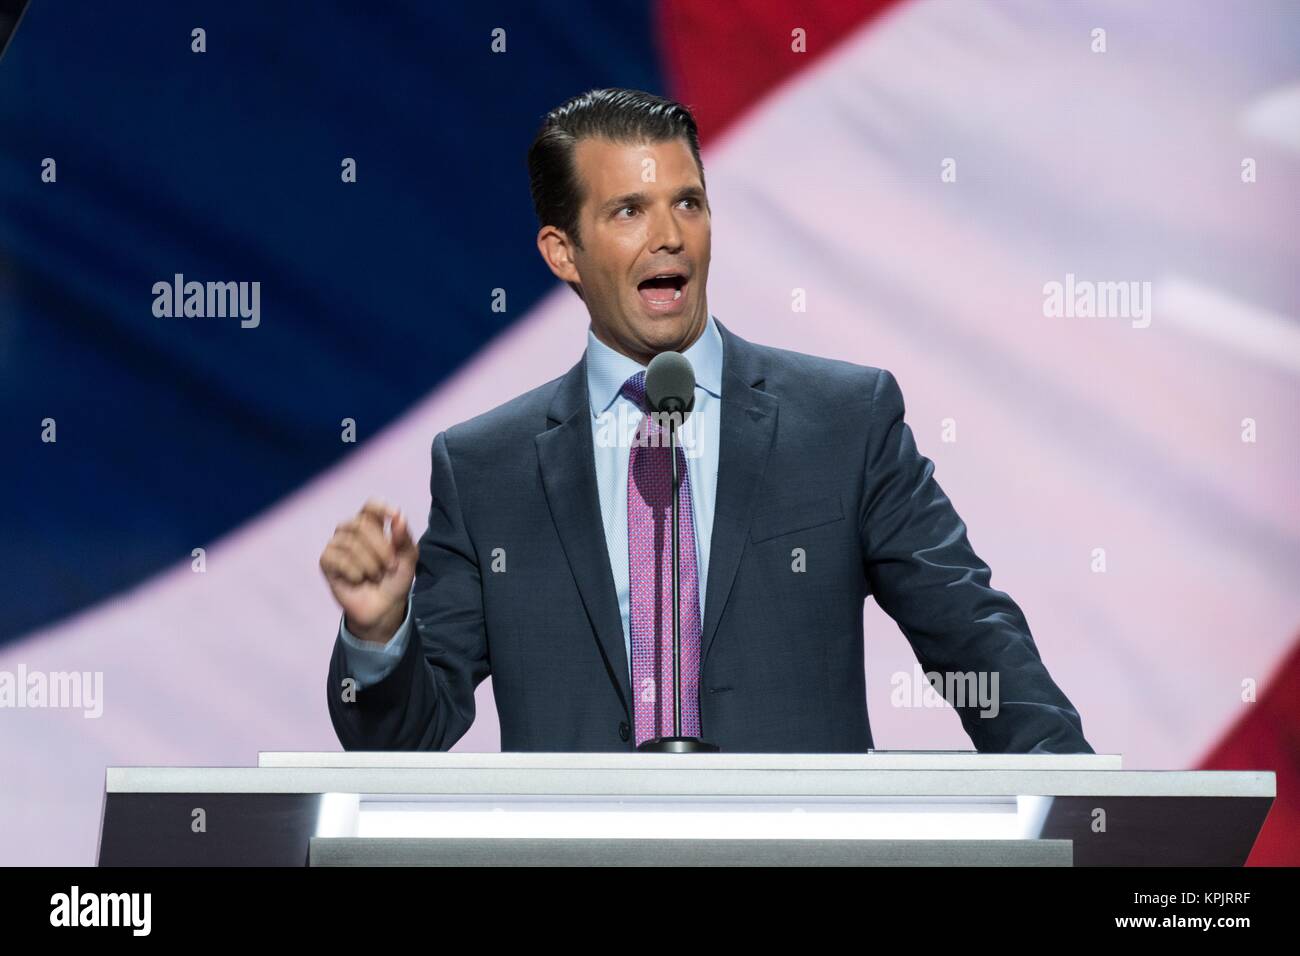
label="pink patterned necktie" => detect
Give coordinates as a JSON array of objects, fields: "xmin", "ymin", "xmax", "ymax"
[{"xmin": 622, "ymin": 370, "xmax": 702, "ymax": 746}]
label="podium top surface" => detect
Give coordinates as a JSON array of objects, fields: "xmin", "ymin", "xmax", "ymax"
[
  {"xmin": 102, "ymin": 752, "xmax": 1275, "ymax": 799},
  {"xmin": 256, "ymin": 751, "xmax": 1121, "ymax": 771}
]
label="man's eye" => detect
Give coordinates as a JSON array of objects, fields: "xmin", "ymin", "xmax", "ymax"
[
  {"xmin": 616, "ymin": 206, "xmax": 637, "ymax": 218},
  {"xmin": 680, "ymin": 198, "xmax": 699, "ymax": 209}
]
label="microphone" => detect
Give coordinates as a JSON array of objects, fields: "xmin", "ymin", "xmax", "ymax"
[
  {"xmin": 636, "ymin": 351, "xmax": 719, "ymax": 754},
  {"xmin": 645, "ymin": 350, "xmax": 696, "ymax": 417}
]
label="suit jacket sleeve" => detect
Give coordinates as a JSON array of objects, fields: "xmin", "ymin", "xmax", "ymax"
[
  {"xmin": 859, "ymin": 369, "xmax": 1093, "ymax": 754},
  {"xmin": 326, "ymin": 429, "xmax": 489, "ymax": 750},
  {"xmin": 336, "ymin": 597, "xmax": 413, "ymax": 689}
]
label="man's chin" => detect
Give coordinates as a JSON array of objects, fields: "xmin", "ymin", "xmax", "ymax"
[{"xmin": 626, "ymin": 311, "xmax": 702, "ymax": 355}]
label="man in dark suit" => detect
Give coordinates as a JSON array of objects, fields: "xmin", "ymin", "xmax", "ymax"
[{"xmin": 320, "ymin": 88, "xmax": 1092, "ymax": 754}]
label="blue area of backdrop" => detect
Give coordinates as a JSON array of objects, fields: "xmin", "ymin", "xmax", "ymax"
[{"xmin": 0, "ymin": 1, "xmax": 666, "ymax": 641}]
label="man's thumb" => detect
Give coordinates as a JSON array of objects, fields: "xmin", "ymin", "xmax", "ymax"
[{"xmin": 392, "ymin": 511, "xmax": 417, "ymax": 557}]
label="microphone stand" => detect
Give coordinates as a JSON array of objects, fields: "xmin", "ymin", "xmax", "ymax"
[{"xmin": 637, "ymin": 402, "xmax": 719, "ymax": 753}]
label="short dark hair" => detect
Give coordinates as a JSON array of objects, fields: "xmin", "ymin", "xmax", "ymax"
[{"xmin": 527, "ymin": 87, "xmax": 705, "ymax": 251}]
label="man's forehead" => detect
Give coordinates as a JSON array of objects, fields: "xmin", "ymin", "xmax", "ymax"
[{"xmin": 574, "ymin": 137, "xmax": 701, "ymax": 199}]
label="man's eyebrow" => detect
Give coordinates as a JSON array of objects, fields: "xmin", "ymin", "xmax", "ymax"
[{"xmin": 599, "ymin": 186, "xmax": 707, "ymax": 213}]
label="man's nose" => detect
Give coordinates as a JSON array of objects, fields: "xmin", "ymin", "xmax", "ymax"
[{"xmin": 648, "ymin": 206, "xmax": 684, "ymax": 252}]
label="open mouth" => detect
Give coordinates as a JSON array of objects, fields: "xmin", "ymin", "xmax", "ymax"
[{"xmin": 636, "ymin": 273, "xmax": 688, "ymax": 313}]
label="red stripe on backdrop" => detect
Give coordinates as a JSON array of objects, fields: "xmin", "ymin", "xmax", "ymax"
[
  {"xmin": 654, "ymin": 0, "xmax": 900, "ymax": 145},
  {"xmin": 1199, "ymin": 636, "xmax": 1300, "ymax": 865}
]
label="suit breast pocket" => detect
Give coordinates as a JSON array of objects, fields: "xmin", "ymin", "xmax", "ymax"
[{"xmin": 749, "ymin": 493, "xmax": 845, "ymax": 543}]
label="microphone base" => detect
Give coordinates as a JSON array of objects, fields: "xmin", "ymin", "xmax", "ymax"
[{"xmin": 636, "ymin": 736, "xmax": 721, "ymax": 753}]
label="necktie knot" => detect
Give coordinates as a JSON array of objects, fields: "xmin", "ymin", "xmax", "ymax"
[{"xmin": 620, "ymin": 370, "xmax": 650, "ymax": 413}]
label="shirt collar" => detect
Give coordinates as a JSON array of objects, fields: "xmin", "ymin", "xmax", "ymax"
[{"xmin": 585, "ymin": 312, "xmax": 723, "ymax": 417}]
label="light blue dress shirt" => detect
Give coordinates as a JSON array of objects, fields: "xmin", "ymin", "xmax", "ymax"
[{"xmin": 339, "ymin": 313, "xmax": 725, "ymax": 689}]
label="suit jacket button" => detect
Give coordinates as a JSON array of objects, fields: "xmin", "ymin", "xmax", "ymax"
[{"xmin": 619, "ymin": 721, "xmax": 630, "ymax": 741}]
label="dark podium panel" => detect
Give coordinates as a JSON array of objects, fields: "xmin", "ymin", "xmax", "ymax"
[{"xmin": 97, "ymin": 752, "xmax": 1273, "ymax": 866}]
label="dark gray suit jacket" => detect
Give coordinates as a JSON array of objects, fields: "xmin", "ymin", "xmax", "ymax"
[{"xmin": 327, "ymin": 319, "xmax": 1092, "ymax": 753}]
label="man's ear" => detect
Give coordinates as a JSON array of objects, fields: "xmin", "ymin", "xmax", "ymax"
[{"xmin": 536, "ymin": 225, "xmax": 582, "ymax": 286}]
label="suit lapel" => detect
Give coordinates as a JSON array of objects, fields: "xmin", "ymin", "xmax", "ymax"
[
  {"xmin": 701, "ymin": 321, "xmax": 779, "ymax": 667},
  {"xmin": 535, "ymin": 358, "xmax": 632, "ymax": 716}
]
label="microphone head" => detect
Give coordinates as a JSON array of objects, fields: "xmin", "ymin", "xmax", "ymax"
[{"xmin": 645, "ymin": 351, "xmax": 696, "ymax": 416}]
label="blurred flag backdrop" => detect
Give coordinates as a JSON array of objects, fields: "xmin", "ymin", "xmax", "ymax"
[{"xmin": 0, "ymin": 1, "xmax": 1297, "ymax": 864}]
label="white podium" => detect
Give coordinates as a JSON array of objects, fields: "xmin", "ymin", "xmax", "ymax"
[{"xmin": 97, "ymin": 752, "xmax": 1274, "ymax": 866}]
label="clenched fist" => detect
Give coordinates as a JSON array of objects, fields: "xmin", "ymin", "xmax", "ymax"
[{"xmin": 319, "ymin": 498, "xmax": 417, "ymax": 644}]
